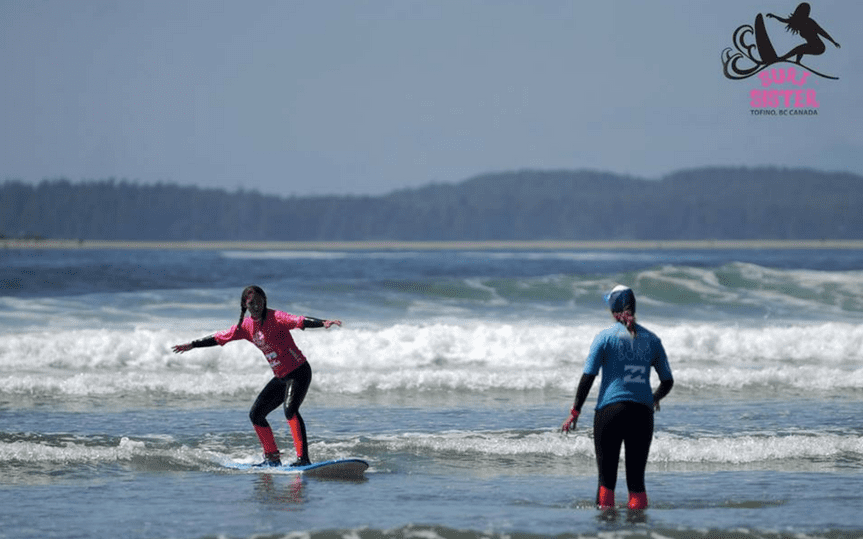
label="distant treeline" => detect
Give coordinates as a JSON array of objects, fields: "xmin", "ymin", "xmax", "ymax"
[{"xmin": 1, "ymin": 167, "xmax": 861, "ymax": 240}]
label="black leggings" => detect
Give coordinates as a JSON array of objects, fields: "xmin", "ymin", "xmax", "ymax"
[
  {"xmin": 249, "ymin": 361, "xmax": 312, "ymax": 428},
  {"xmin": 593, "ymin": 401, "xmax": 654, "ymax": 493}
]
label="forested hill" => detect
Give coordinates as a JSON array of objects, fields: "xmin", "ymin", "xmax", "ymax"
[{"xmin": 2, "ymin": 167, "xmax": 861, "ymax": 241}]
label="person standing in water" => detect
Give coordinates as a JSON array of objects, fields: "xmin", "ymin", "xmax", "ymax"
[
  {"xmin": 560, "ymin": 285, "xmax": 673, "ymax": 510},
  {"xmin": 767, "ymin": 2, "xmax": 840, "ymax": 63},
  {"xmin": 173, "ymin": 285, "xmax": 341, "ymax": 467}
]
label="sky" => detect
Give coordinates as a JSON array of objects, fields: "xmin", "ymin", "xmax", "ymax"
[{"xmin": 1, "ymin": 0, "xmax": 861, "ymax": 197}]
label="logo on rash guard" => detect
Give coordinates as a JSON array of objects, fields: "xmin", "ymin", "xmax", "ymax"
[
  {"xmin": 624, "ymin": 365, "xmax": 647, "ymax": 384},
  {"xmin": 253, "ymin": 330, "xmax": 281, "ymax": 367}
]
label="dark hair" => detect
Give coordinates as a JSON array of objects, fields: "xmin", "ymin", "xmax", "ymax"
[
  {"xmin": 785, "ymin": 2, "xmax": 811, "ymax": 34},
  {"xmin": 238, "ymin": 285, "xmax": 267, "ymax": 327}
]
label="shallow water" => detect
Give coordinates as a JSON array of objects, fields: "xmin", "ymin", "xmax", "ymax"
[{"xmin": 1, "ymin": 247, "xmax": 862, "ymax": 538}]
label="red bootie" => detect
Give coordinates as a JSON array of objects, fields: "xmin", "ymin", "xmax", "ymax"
[
  {"xmin": 628, "ymin": 491, "xmax": 648, "ymax": 510},
  {"xmin": 597, "ymin": 486, "xmax": 615, "ymax": 509},
  {"xmin": 253, "ymin": 425, "xmax": 279, "ymax": 456},
  {"xmin": 288, "ymin": 416, "xmax": 310, "ymax": 466}
]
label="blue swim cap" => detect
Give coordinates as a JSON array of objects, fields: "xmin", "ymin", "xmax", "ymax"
[{"xmin": 604, "ymin": 285, "xmax": 635, "ymax": 313}]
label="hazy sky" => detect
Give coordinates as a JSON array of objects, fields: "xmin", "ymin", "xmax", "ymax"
[{"xmin": 2, "ymin": 0, "xmax": 860, "ymax": 196}]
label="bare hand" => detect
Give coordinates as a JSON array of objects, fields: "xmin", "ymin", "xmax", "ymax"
[
  {"xmin": 172, "ymin": 343, "xmax": 193, "ymax": 354},
  {"xmin": 324, "ymin": 320, "xmax": 342, "ymax": 329}
]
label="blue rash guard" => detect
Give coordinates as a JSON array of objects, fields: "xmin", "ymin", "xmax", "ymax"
[{"xmin": 584, "ymin": 322, "xmax": 673, "ymax": 411}]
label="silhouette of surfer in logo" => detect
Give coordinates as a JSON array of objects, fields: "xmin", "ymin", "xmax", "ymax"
[
  {"xmin": 767, "ymin": 3, "xmax": 840, "ymax": 62},
  {"xmin": 722, "ymin": 2, "xmax": 839, "ymax": 80}
]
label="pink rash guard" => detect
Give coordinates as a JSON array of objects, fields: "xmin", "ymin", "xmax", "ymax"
[{"xmin": 214, "ymin": 309, "xmax": 307, "ymax": 378}]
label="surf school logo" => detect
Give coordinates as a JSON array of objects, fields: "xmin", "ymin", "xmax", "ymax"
[{"xmin": 721, "ymin": 2, "xmax": 840, "ymax": 116}]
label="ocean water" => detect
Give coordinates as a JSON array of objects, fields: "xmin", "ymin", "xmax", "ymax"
[{"xmin": 1, "ymin": 245, "xmax": 862, "ymax": 539}]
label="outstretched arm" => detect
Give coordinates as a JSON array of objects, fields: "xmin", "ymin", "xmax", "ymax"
[
  {"xmin": 816, "ymin": 22, "xmax": 840, "ymax": 47},
  {"xmin": 765, "ymin": 13, "xmax": 789, "ymax": 23},
  {"xmin": 303, "ymin": 317, "xmax": 342, "ymax": 329},
  {"xmin": 172, "ymin": 335, "xmax": 218, "ymax": 354}
]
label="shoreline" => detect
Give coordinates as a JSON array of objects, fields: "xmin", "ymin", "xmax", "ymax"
[{"xmin": 3, "ymin": 238, "xmax": 863, "ymax": 250}]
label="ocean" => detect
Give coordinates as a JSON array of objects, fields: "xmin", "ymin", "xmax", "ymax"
[{"xmin": 1, "ymin": 244, "xmax": 862, "ymax": 539}]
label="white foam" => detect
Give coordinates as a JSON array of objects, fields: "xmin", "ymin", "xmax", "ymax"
[
  {"xmin": 335, "ymin": 429, "xmax": 863, "ymax": 464},
  {"xmin": 3, "ymin": 428, "xmax": 858, "ymax": 469},
  {"xmin": 650, "ymin": 432, "xmax": 863, "ymax": 464},
  {"xmin": 2, "ymin": 321, "xmax": 862, "ymax": 398},
  {"xmin": 0, "ymin": 437, "xmax": 148, "ymax": 464}
]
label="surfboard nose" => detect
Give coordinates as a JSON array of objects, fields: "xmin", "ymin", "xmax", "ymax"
[{"xmin": 755, "ymin": 13, "xmax": 779, "ymax": 64}]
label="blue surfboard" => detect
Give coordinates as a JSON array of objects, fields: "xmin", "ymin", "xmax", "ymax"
[{"xmin": 224, "ymin": 458, "xmax": 369, "ymax": 479}]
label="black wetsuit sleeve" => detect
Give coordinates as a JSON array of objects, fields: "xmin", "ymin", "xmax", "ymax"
[
  {"xmin": 302, "ymin": 317, "xmax": 326, "ymax": 329},
  {"xmin": 653, "ymin": 378, "xmax": 674, "ymax": 404},
  {"xmin": 572, "ymin": 374, "xmax": 596, "ymax": 413},
  {"xmin": 192, "ymin": 336, "xmax": 218, "ymax": 348}
]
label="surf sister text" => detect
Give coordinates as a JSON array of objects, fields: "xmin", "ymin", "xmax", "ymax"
[{"xmin": 750, "ymin": 67, "xmax": 819, "ymax": 110}]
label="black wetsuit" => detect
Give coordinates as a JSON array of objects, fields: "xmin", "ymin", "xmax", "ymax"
[
  {"xmin": 593, "ymin": 401, "xmax": 654, "ymax": 493},
  {"xmin": 249, "ymin": 361, "xmax": 313, "ymax": 458}
]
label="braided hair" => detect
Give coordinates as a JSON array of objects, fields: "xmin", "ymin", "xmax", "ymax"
[
  {"xmin": 613, "ymin": 310, "xmax": 637, "ymax": 338},
  {"xmin": 238, "ymin": 285, "xmax": 268, "ymax": 327}
]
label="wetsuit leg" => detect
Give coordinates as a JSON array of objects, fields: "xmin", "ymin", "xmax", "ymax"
[
  {"xmin": 250, "ymin": 377, "xmax": 288, "ymax": 428},
  {"xmin": 283, "ymin": 362, "xmax": 312, "ymax": 419},
  {"xmin": 593, "ymin": 402, "xmax": 627, "ymax": 492},
  {"xmin": 593, "ymin": 401, "xmax": 656, "ymax": 493},
  {"xmin": 282, "ymin": 362, "xmax": 313, "ymax": 461},
  {"xmin": 622, "ymin": 403, "xmax": 654, "ymax": 494}
]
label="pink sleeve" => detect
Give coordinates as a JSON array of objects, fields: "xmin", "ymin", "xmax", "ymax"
[
  {"xmin": 273, "ymin": 311, "xmax": 305, "ymax": 329},
  {"xmin": 214, "ymin": 323, "xmax": 246, "ymax": 345}
]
